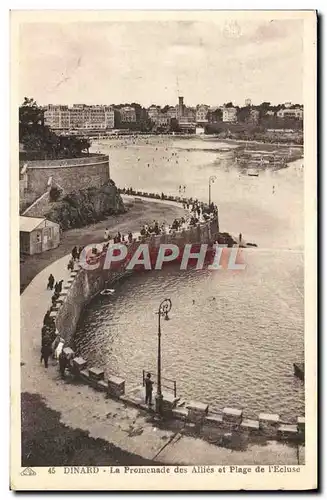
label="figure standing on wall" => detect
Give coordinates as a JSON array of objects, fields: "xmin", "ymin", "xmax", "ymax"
[
  {"xmin": 67, "ymin": 259, "xmax": 74, "ymax": 272},
  {"xmin": 47, "ymin": 274, "xmax": 55, "ymax": 290},
  {"xmin": 72, "ymin": 246, "xmax": 78, "ymax": 261},
  {"xmin": 43, "ymin": 309, "xmax": 51, "ymax": 326},
  {"xmin": 145, "ymin": 372, "xmax": 154, "ymax": 406},
  {"xmin": 239, "ymin": 233, "xmax": 242, "ymax": 244}
]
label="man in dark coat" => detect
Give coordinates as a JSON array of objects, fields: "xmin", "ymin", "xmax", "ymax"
[
  {"xmin": 58, "ymin": 351, "xmax": 67, "ymax": 378},
  {"xmin": 72, "ymin": 246, "xmax": 78, "ymax": 261},
  {"xmin": 43, "ymin": 309, "xmax": 51, "ymax": 326},
  {"xmin": 47, "ymin": 274, "xmax": 55, "ymax": 290},
  {"xmin": 40, "ymin": 342, "xmax": 52, "ymax": 368},
  {"xmin": 145, "ymin": 372, "xmax": 154, "ymax": 405}
]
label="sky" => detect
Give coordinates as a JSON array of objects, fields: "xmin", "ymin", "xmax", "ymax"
[{"xmin": 18, "ymin": 18, "xmax": 303, "ymax": 107}]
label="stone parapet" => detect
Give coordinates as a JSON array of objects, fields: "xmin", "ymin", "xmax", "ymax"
[
  {"xmin": 223, "ymin": 407, "xmax": 243, "ymax": 425},
  {"xmin": 108, "ymin": 376, "xmax": 125, "ymax": 397},
  {"xmin": 49, "ymin": 195, "xmax": 303, "ymax": 444},
  {"xmin": 187, "ymin": 401, "xmax": 209, "ymax": 424}
]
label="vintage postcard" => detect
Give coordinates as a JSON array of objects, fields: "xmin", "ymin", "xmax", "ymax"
[{"xmin": 10, "ymin": 10, "xmax": 317, "ymax": 491}]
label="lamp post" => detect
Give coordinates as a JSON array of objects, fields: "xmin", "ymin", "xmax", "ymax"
[
  {"xmin": 208, "ymin": 175, "xmax": 217, "ymax": 206},
  {"xmin": 155, "ymin": 298, "xmax": 172, "ymax": 414}
]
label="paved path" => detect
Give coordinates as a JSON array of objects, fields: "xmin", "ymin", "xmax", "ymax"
[{"xmin": 20, "ymin": 242, "xmax": 303, "ymax": 466}]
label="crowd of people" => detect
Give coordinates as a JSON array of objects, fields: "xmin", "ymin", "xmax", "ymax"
[{"xmin": 40, "ymin": 192, "xmax": 219, "ymax": 375}]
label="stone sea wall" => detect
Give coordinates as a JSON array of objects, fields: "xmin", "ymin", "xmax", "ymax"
[
  {"xmin": 20, "ymin": 154, "xmax": 110, "ymax": 200},
  {"xmin": 54, "ymin": 216, "xmax": 219, "ymax": 343},
  {"xmin": 50, "ymin": 208, "xmax": 304, "ymax": 443}
]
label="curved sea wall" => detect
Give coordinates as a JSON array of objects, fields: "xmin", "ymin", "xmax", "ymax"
[
  {"xmin": 55, "ymin": 216, "xmax": 219, "ymax": 342},
  {"xmin": 49, "ymin": 210, "xmax": 304, "ymax": 443}
]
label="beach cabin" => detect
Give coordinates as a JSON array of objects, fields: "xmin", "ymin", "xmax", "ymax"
[{"xmin": 20, "ymin": 216, "xmax": 60, "ymax": 255}]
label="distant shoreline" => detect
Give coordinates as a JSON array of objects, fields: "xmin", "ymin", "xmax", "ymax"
[{"xmin": 91, "ymin": 133, "xmax": 303, "ymax": 149}]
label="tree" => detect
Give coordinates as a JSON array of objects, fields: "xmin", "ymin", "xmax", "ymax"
[
  {"xmin": 208, "ymin": 108, "xmax": 223, "ymax": 122},
  {"xmin": 225, "ymin": 102, "xmax": 234, "ymax": 108},
  {"xmin": 19, "ymin": 98, "xmax": 90, "ymax": 160},
  {"xmin": 237, "ymin": 106, "xmax": 250, "ymax": 123},
  {"xmin": 256, "ymin": 101, "xmax": 271, "ymax": 120}
]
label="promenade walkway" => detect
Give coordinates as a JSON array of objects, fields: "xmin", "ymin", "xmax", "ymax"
[
  {"xmin": 20, "ymin": 196, "xmax": 303, "ymax": 466},
  {"xmin": 20, "ymin": 252, "xmax": 304, "ymax": 466}
]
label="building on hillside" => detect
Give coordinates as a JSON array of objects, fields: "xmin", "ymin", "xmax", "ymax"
[
  {"xmin": 147, "ymin": 105, "xmax": 160, "ymax": 122},
  {"xmin": 247, "ymin": 109, "xmax": 260, "ymax": 125},
  {"xmin": 167, "ymin": 106, "xmax": 178, "ymax": 119},
  {"xmin": 178, "ymin": 115, "xmax": 196, "ymax": 133},
  {"xmin": 245, "ymin": 98, "xmax": 252, "ymax": 107},
  {"xmin": 183, "ymin": 107, "xmax": 196, "ymax": 122},
  {"xmin": 44, "ymin": 105, "xmax": 70, "ymax": 130},
  {"xmin": 45, "ymin": 104, "xmax": 115, "ymax": 131},
  {"xmin": 277, "ymin": 107, "xmax": 303, "ymax": 120},
  {"xmin": 120, "ymin": 106, "xmax": 137, "ymax": 123},
  {"xmin": 196, "ymin": 104, "xmax": 209, "ymax": 124},
  {"xmin": 82, "ymin": 106, "xmax": 114, "ymax": 130},
  {"xmin": 20, "ymin": 216, "xmax": 60, "ymax": 255},
  {"xmin": 157, "ymin": 114, "xmax": 170, "ymax": 127},
  {"xmin": 222, "ymin": 107, "xmax": 237, "ymax": 123},
  {"xmin": 104, "ymin": 107, "xmax": 115, "ymax": 129},
  {"xmin": 266, "ymin": 110, "xmax": 275, "ymax": 116},
  {"xmin": 69, "ymin": 105, "xmax": 85, "ymax": 129}
]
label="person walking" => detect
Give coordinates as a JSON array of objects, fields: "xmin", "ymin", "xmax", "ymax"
[
  {"xmin": 47, "ymin": 274, "xmax": 55, "ymax": 290},
  {"xmin": 104, "ymin": 228, "xmax": 109, "ymax": 241},
  {"xmin": 40, "ymin": 342, "xmax": 52, "ymax": 368},
  {"xmin": 58, "ymin": 350, "xmax": 67, "ymax": 378},
  {"xmin": 72, "ymin": 246, "xmax": 78, "ymax": 261},
  {"xmin": 43, "ymin": 309, "xmax": 51, "ymax": 326},
  {"xmin": 67, "ymin": 258, "xmax": 74, "ymax": 271},
  {"xmin": 145, "ymin": 372, "xmax": 154, "ymax": 406}
]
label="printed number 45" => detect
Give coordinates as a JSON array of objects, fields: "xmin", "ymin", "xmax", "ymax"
[{"xmin": 48, "ymin": 467, "xmax": 56, "ymax": 474}]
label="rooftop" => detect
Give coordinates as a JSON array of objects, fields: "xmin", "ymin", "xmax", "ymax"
[{"xmin": 20, "ymin": 216, "xmax": 45, "ymax": 233}]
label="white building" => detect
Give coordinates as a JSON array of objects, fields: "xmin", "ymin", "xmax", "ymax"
[
  {"xmin": 44, "ymin": 105, "xmax": 70, "ymax": 130},
  {"xmin": 222, "ymin": 107, "xmax": 237, "ymax": 123},
  {"xmin": 147, "ymin": 105, "xmax": 160, "ymax": 122},
  {"xmin": 157, "ymin": 114, "xmax": 170, "ymax": 127},
  {"xmin": 196, "ymin": 104, "xmax": 209, "ymax": 124},
  {"xmin": 45, "ymin": 104, "xmax": 115, "ymax": 130},
  {"xmin": 277, "ymin": 107, "xmax": 303, "ymax": 120},
  {"xmin": 104, "ymin": 107, "xmax": 115, "ymax": 129}
]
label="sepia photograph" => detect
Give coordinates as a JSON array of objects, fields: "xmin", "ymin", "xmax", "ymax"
[{"xmin": 10, "ymin": 9, "xmax": 317, "ymax": 491}]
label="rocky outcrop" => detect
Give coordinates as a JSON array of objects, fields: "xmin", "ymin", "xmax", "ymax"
[{"xmin": 44, "ymin": 180, "xmax": 125, "ymax": 230}]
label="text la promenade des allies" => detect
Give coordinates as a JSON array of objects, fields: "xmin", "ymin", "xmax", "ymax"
[{"xmin": 61, "ymin": 466, "xmax": 301, "ymax": 475}]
